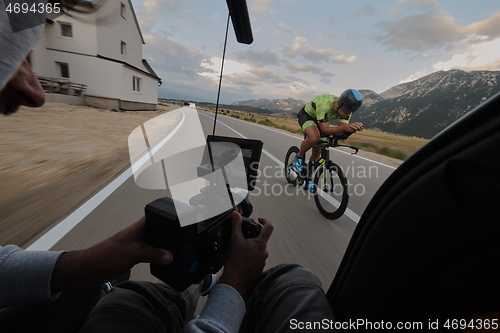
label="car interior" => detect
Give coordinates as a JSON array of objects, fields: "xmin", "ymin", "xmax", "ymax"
[
  {"xmin": 227, "ymin": 0, "xmax": 500, "ymax": 327},
  {"xmin": 327, "ymin": 91, "xmax": 500, "ymax": 326}
]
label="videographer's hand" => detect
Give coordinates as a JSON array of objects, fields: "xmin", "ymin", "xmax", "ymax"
[
  {"xmin": 219, "ymin": 211, "xmax": 273, "ymax": 299},
  {"xmin": 50, "ymin": 216, "xmax": 173, "ymax": 293}
]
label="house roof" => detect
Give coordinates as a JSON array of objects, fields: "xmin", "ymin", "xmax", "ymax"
[
  {"xmin": 128, "ymin": 0, "xmax": 144, "ymax": 44},
  {"xmin": 142, "ymin": 59, "xmax": 159, "ymax": 78},
  {"xmin": 97, "ymin": 54, "xmax": 161, "ymax": 83}
]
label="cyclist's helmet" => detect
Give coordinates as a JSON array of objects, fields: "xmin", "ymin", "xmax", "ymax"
[{"xmin": 338, "ymin": 89, "xmax": 363, "ymax": 113}]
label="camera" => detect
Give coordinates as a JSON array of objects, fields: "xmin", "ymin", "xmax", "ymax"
[{"xmin": 144, "ymin": 135, "xmax": 263, "ymax": 291}]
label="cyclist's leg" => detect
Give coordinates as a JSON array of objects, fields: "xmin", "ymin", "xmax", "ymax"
[
  {"xmin": 309, "ymin": 146, "xmax": 321, "ymax": 163},
  {"xmin": 297, "ymin": 110, "xmax": 319, "ymax": 159},
  {"xmin": 307, "ymin": 146, "xmax": 321, "ymax": 180},
  {"xmin": 298, "ymin": 124, "xmax": 319, "ymax": 158},
  {"xmin": 308, "ymin": 122, "xmax": 327, "ymax": 179}
]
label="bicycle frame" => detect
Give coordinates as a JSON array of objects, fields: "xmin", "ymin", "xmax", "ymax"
[
  {"xmin": 284, "ymin": 132, "xmax": 358, "ymax": 220},
  {"xmin": 313, "ymin": 136, "xmax": 358, "ymax": 191},
  {"xmin": 313, "ymin": 145, "xmax": 334, "ymax": 191}
]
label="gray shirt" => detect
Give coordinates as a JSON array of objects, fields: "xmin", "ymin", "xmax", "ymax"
[
  {"xmin": 184, "ymin": 284, "xmax": 246, "ymax": 333},
  {"xmin": 0, "ymin": 245, "xmax": 64, "ymax": 308}
]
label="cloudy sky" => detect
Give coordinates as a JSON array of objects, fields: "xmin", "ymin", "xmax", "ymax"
[{"xmin": 131, "ymin": 0, "xmax": 500, "ymax": 104}]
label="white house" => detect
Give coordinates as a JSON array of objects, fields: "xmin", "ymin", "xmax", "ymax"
[{"xmin": 30, "ymin": 0, "xmax": 161, "ymax": 110}]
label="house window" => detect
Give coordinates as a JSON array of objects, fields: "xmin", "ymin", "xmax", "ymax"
[
  {"xmin": 57, "ymin": 62, "xmax": 70, "ymax": 78},
  {"xmin": 120, "ymin": 3, "xmax": 126, "ymax": 18},
  {"xmin": 121, "ymin": 41, "xmax": 126, "ymax": 56},
  {"xmin": 60, "ymin": 22, "xmax": 73, "ymax": 38},
  {"xmin": 133, "ymin": 76, "xmax": 141, "ymax": 92}
]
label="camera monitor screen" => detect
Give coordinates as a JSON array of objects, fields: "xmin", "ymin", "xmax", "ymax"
[{"xmin": 197, "ymin": 135, "xmax": 263, "ymax": 192}]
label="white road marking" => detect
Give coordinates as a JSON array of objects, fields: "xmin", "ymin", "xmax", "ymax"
[
  {"xmin": 200, "ymin": 112, "xmax": 362, "ymax": 224},
  {"xmin": 27, "ymin": 110, "xmax": 187, "ymax": 251},
  {"xmin": 203, "ymin": 111, "xmax": 397, "ymax": 170},
  {"xmin": 27, "ymin": 109, "xmax": 380, "ymax": 250}
]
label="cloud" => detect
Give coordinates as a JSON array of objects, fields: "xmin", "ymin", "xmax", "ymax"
[
  {"xmin": 143, "ymin": 34, "xmax": 214, "ymax": 77},
  {"xmin": 210, "ymin": 13, "xmax": 221, "ymax": 24},
  {"xmin": 247, "ymin": 68, "xmax": 295, "ymax": 84},
  {"xmin": 140, "ymin": 0, "xmax": 187, "ymax": 15},
  {"xmin": 399, "ymin": 36, "xmax": 500, "ymax": 85},
  {"xmin": 375, "ymin": 10, "xmax": 500, "ymax": 54},
  {"xmin": 432, "ymin": 37, "xmax": 500, "ymax": 71},
  {"xmin": 232, "ymin": 49, "xmax": 281, "ymax": 67},
  {"xmin": 199, "ymin": 57, "xmax": 251, "ymax": 80},
  {"xmin": 224, "ymin": 69, "xmax": 316, "ymax": 101},
  {"xmin": 302, "ymin": 49, "xmax": 335, "ymax": 62},
  {"xmin": 270, "ymin": 22, "xmax": 294, "ymax": 36},
  {"xmin": 333, "ymin": 54, "xmax": 357, "ymax": 64},
  {"xmin": 302, "ymin": 49, "xmax": 357, "ymax": 64},
  {"xmin": 351, "ymin": 2, "xmax": 381, "ymax": 19},
  {"xmin": 135, "ymin": 0, "xmax": 195, "ymax": 33},
  {"xmin": 399, "ymin": 69, "xmax": 429, "ymax": 84},
  {"xmin": 249, "ymin": 0, "xmax": 275, "ymax": 14},
  {"xmin": 375, "ymin": 11, "xmax": 460, "ymax": 52},
  {"xmin": 280, "ymin": 36, "xmax": 308, "ymax": 58},
  {"xmin": 461, "ymin": 11, "xmax": 500, "ymax": 41},
  {"xmin": 390, "ymin": 0, "xmax": 438, "ymax": 16},
  {"xmin": 136, "ymin": 12, "xmax": 160, "ymax": 33},
  {"xmin": 286, "ymin": 63, "xmax": 335, "ymax": 78}
]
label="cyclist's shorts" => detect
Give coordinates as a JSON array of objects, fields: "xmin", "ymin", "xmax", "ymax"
[{"xmin": 297, "ymin": 107, "xmax": 319, "ymax": 133}]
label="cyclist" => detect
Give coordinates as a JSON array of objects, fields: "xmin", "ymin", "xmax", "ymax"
[{"xmin": 295, "ymin": 89, "xmax": 365, "ymax": 193}]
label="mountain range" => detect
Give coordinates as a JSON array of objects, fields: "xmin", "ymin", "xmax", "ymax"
[
  {"xmin": 231, "ymin": 97, "xmax": 306, "ymax": 116},
  {"xmin": 232, "ymin": 69, "xmax": 500, "ymax": 138}
]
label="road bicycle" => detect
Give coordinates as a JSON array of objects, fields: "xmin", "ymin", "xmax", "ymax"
[{"xmin": 284, "ymin": 132, "xmax": 359, "ymax": 220}]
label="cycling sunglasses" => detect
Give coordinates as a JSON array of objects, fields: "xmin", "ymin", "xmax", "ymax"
[{"xmin": 340, "ymin": 104, "xmax": 354, "ymax": 114}]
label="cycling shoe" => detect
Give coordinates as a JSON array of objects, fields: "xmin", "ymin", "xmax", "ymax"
[
  {"xmin": 307, "ymin": 180, "xmax": 316, "ymax": 194},
  {"xmin": 294, "ymin": 155, "xmax": 304, "ymax": 172}
]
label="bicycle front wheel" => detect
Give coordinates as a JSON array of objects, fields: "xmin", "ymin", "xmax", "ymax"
[
  {"xmin": 284, "ymin": 146, "xmax": 300, "ymax": 185},
  {"xmin": 313, "ymin": 162, "xmax": 349, "ymax": 219}
]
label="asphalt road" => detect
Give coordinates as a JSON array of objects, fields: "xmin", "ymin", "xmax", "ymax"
[{"xmin": 31, "ymin": 107, "xmax": 396, "ymax": 291}]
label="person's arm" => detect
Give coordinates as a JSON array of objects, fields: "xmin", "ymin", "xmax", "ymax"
[
  {"xmin": 50, "ymin": 216, "xmax": 173, "ymax": 293},
  {"xmin": 318, "ymin": 122, "xmax": 349, "ymax": 136},
  {"xmin": 0, "ymin": 245, "xmax": 65, "ymax": 308},
  {"xmin": 183, "ymin": 284, "xmax": 246, "ymax": 333},
  {"xmin": 319, "ymin": 119, "xmax": 364, "ymax": 136},
  {"xmin": 1, "ymin": 217, "xmax": 173, "ymax": 308},
  {"xmin": 184, "ymin": 212, "xmax": 273, "ymax": 333}
]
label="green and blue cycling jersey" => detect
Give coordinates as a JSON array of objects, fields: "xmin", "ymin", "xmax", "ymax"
[{"xmin": 300, "ymin": 94, "xmax": 351, "ymax": 132}]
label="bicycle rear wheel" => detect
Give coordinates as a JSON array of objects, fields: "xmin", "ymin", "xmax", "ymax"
[
  {"xmin": 313, "ymin": 162, "xmax": 349, "ymax": 219},
  {"xmin": 284, "ymin": 146, "xmax": 300, "ymax": 185}
]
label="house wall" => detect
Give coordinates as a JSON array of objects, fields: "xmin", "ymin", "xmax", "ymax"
[
  {"xmin": 121, "ymin": 67, "xmax": 158, "ymax": 104},
  {"xmin": 44, "ymin": 49, "xmax": 122, "ymax": 98},
  {"xmin": 30, "ymin": 23, "xmax": 49, "ymax": 76},
  {"xmin": 96, "ymin": 0, "xmax": 144, "ymax": 70},
  {"xmin": 48, "ymin": 17, "xmax": 97, "ymax": 56},
  {"xmin": 45, "ymin": 93, "xmax": 84, "ymax": 105},
  {"xmin": 31, "ymin": 0, "xmax": 159, "ymax": 108}
]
